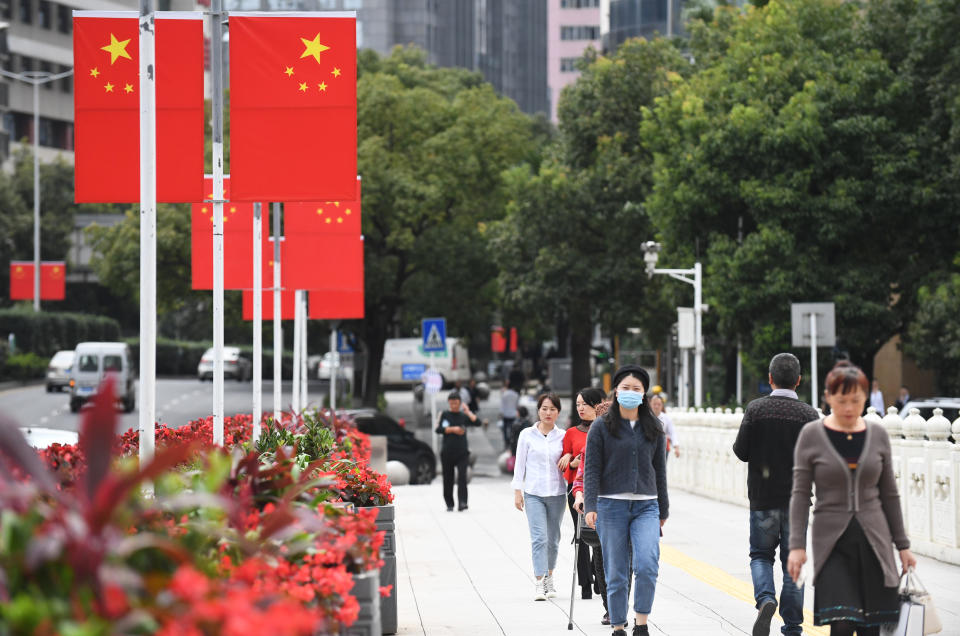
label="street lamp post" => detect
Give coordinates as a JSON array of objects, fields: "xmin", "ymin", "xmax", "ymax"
[
  {"xmin": 642, "ymin": 241, "xmax": 705, "ymax": 407},
  {"xmin": 0, "ymin": 68, "xmax": 74, "ymax": 312}
]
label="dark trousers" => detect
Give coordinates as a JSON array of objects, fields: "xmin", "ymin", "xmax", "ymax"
[
  {"xmin": 441, "ymin": 451, "xmax": 469, "ymax": 509},
  {"xmin": 567, "ymin": 485, "xmax": 594, "ymax": 593},
  {"xmin": 501, "ymin": 417, "xmax": 515, "ymax": 449}
]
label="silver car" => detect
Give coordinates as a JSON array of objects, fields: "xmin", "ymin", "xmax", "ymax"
[
  {"xmin": 197, "ymin": 346, "xmax": 252, "ymax": 382},
  {"xmin": 46, "ymin": 350, "xmax": 75, "ymax": 392}
]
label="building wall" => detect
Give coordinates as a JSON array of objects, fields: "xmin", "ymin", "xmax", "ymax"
[
  {"xmin": 547, "ymin": 0, "xmax": 600, "ymax": 122},
  {"xmin": 601, "ymin": 0, "xmax": 682, "ymax": 52}
]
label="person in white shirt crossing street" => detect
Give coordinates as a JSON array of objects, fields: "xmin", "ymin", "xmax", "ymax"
[{"xmin": 512, "ymin": 392, "xmax": 567, "ymax": 601}]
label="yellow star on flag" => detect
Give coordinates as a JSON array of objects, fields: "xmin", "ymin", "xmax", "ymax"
[
  {"xmin": 101, "ymin": 33, "xmax": 133, "ymax": 65},
  {"xmin": 300, "ymin": 33, "xmax": 329, "ymax": 64},
  {"xmin": 336, "ymin": 217, "xmax": 343, "ymax": 223},
  {"xmin": 316, "ymin": 208, "xmax": 323, "ymax": 215},
  {"xmin": 299, "ymin": 82, "xmax": 308, "ymax": 92},
  {"xmin": 104, "ymin": 82, "xmax": 115, "ymax": 92},
  {"xmin": 201, "ymin": 206, "xmax": 209, "ymax": 213},
  {"xmin": 345, "ymin": 208, "xmax": 352, "ymax": 215},
  {"xmin": 90, "ymin": 67, "xmax": 100, "ymax": 78},
  {"xmin": 318, "ymin": 81, "xmax": 328, "ymax": 92},
  {"xmin": 325, "ymin": 218, "xmax": 332, "ymax": 224},
  {"xmin": 332, "ymin": 67, "xmax": 341, "ymax": 77},
  {"xmin": 124, "ymin": 83, "xmax": 134, "ymax": 94},
  {"xmin": 333, "ymin": 202, "xmax": 340, "ymax": 207},
  {"xmin": 284, "ymin": 66, "xmax": 294, "ymax": 77}
]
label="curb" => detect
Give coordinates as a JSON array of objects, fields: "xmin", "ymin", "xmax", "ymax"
[{"xmin": 0, "ymin": 379, "xmax": 45, "ymax": 393}]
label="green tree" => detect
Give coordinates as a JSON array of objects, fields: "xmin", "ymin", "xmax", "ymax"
[
  {"xmin": 490, "ymin": 38, "xmax": 690, "ymax": 392},
  {"xmin": 351, "ymin": 47, "xmax": 537, "ymax": 404},
  {"xmin": 640, "ymin": 0, "xmax": 957, "ymax": 394},
  {"xmin": 906, "ymin": 272, "xmax": 960, "ymax": 393}
]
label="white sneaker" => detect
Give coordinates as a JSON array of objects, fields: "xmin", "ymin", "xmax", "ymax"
[
  {"xmin": 534, "ymin": 579, "xmax": 547, "ymax": 601},
  {"xmin": 544, "ymin": 573, "xmax": 558, "ymax": 598}
]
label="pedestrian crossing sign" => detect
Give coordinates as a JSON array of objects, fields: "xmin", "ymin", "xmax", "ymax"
[{"xmin": 422, "ymin": 317, "xmax": 446, "ymax": 353}]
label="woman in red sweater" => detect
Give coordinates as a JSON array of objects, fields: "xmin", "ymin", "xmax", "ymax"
[{"xmin": 559, "ymin": 387, "xmax": 607, "ymax": 600}]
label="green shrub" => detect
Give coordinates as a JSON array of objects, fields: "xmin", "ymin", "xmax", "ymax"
[
  {"xmin": 0, "ymin": 308, "xmax": 121, "ymax": 358},
  {"xmin": 126, "ymin": 337, "xmax": 295, "ymax": 377},
  {"xmin": 4, "ymin": 352, "xmax": 48, "ymax": 381}
]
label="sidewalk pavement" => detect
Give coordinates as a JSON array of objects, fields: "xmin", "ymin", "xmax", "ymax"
[{"xmin": 390, "ymin": 422, "xmax": 960, "ymax": 636}]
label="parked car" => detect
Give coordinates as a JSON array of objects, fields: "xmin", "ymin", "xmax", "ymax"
[
  {"xmin": 197, "ymin": 346, "xmax": 252, "ymax": 382},
  {"xmin": 347, "ymin": 409, "xmax": 436, "ymax": 485},
  {"xmin": 897, "ymin": 398, "xmax": 960, "ymax": 423},
  {"xmin": 317, "ymin": 351, "xmax": 352, "ymax": 380},
  {"xmin": 45, "ymin": 350, "xmax": 75, "ymax": 392},
  {"xmin": 69, "ymin": 342, "xmax": 137, "ymax": 413}
]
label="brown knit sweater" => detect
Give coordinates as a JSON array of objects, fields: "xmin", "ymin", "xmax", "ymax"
[{"xmin": 789, "ymin": 419, "xmax": 909, "ymax": 587}]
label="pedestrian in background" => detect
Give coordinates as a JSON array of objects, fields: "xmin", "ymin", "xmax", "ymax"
[
  {"xmin": 893, "ymin": 385, "xmax": 910, "ymax": 412},
  {"xmin": 513, "ymin": 393, "xmax": 566, "ymax": 602},
  {"xmin": 788, "ymin": 361, "xmax": 917, "ymax": 636},
  {"xmin": 500, "ymin": 379, "xmax": 520, "ymax": 451},
  {"xmin": 584, "ymin": 365, "xmax": 668, "ymax": 636},
  {"xmin": 560, "ymin": 387, "xmax": 606, "ymax": 600},
  {"xmin": 869, "ymin": 379, "xmax": 884, "ymax": 414},
  {"xmin": 436, "ymin": 390, "xmax": 479, "ymax": 512},
  {"xmin": 648, "ymin": 394, "xmax": 679, "ymax": 460},
  {"xmin": 733, "ymin": 353, "xmax": 819, "ymax": 636}
]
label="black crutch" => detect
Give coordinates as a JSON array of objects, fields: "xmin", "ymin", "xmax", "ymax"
[{"xmin": 567, "ymin": 512, "xmax": 583, "ymax": 630}]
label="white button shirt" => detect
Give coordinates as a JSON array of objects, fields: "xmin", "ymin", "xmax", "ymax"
[{"xmin": 511, "ymin": 424, "xmax": 566, "ymax": 496}]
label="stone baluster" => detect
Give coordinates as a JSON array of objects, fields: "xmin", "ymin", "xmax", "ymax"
[
  {"xmin": 903, "ymin": 408, "xmax": 930, "ymax": 543},
  {"xmin": 882, "ymin": 405, "xmax": 903, "ymax": 438}
]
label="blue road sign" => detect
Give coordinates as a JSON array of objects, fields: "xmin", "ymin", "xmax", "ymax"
[
  {"xmin": 422, "ymin": 317, "xmax": 447, "ymax": 353},
  {"xmin": 337, "ymin": 331, "xmax": 354, "ymax": 354},
  {"xmin": 402, "ymin": 363, "xmax": 428, "ymax": 381}
]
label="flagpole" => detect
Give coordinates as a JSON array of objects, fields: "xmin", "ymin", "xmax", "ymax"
[
  {"xmin": 273, "ymin": 202, "xmax": 282, "ymax": 426},
  {"xmin": 330, "ymin": 321, "xmax": 338, "ymax": 413},
  {"xmin": 252, "ymin": 202, "xmax": 263, "ymax": 441},
  {"xmin": 138, "ymin": 0, "xmax": 157, "ymax": 469},
  {"xmin": 210, "ymin": 0, "xmax": 225, "ymax": 446},
  {"xmin": 301, "ymin": 292, "xmax": 309, "ymax": 410},
  {"xmin": 292, "ymin": 289, "xmax": 301, "ymax": 413}
]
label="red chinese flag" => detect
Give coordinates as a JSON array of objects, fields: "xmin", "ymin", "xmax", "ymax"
[
  {"xmin": 491, "ymin": 327, "xmax": 506, "ymax": 353},
  {"xmin": 284, "ymin": 176, "xmax": 361, "ymax": 234},
  {"xmin": 242, "ymin": 289, "xmax": 297, "ymax": 321},
  {"xmin": 283, "ymin": 234, "xmax": 363, "ymax": 291},
  {"xmin": 9, "ymin": 262, "xmax": 33, "ymax": 300},
  {"xmin": 41, "ymin": 262, "xmax": 67, "ymax": 300},
  {"xmin": 191, "ymin": 176, "xmax": 271, "ymax": 290},
  {"xmin": 308, "ymin": 288, "xmax": 364, "ymax": 320},
  {"xmin": 229, "ymin": 13, "xmax": 357, "ymax": 201},
  {"xmin": 73, "ymin": 12, "xmax": 204, "ymax": 203}
]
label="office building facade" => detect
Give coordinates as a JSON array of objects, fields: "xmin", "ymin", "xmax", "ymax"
[
  {"xmin": 600, "ymin": 0, "xmax": 684, "ymax": 52},
  {"xmin": 547, "ymin": 0, "xmax": 600, "ymax": 122}
]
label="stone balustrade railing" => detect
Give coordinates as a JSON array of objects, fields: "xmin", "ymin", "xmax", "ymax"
[{"xmin": 665, "ymin": 405, "xmax": 960, "ymax": 564}]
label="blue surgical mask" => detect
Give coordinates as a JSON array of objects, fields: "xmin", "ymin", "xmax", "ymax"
[{"xmin": 618, "ymin": 390, "xmax": 644, "ymax": 409}]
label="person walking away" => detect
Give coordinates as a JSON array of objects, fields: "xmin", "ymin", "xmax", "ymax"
[
  {"xmin": 649, "ymin": 394, "xmax": 679, "ymax": 460},
  {"xmin": 466, "ymin": 378, "xmax": 481, "ymax": 414},
  {"xmin": 732, "ymin": 353, "xmax": 819, "ymax": 636},
  {"xmin": 513, "ymin": 393, "xmax": 567, "ymax": 602},
  {"xmin": 869, "ymin": 379, "xmax": 884, "ymax": 415},
  {"xmin": 893, "ymin": 385, "xmax": 910, "ymax": 412},
  {"xmin": 584, "ymin": 365, "xmax": 668, "ymax": 636},
  {"xmin": 788, "ymin": 361, "xmax": 917, "ymax": 636},
  {"xmin": 560, "ymin": 388, "xmax": 606, "ymax": 600},
  {"xmin": 501, "ymin": 381, "xmax": 520, "ymax": 451},
  {"xmin": 436, "ymin": 390, "xmax": 479, "ymax": 512}
]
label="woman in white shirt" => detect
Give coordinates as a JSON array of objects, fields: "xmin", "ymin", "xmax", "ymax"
[{"xmin": 512, "ymin": 392, "xmax": 567, "ymax": 601}]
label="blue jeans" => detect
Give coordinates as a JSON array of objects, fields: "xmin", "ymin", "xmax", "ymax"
[
  {"xmin": 596, "ymin": 498, "xmax": 660, "ymax": 626},
  {"xmin": 749, "ymin": 508, "xmax": 803, "ymax": 635},
  {"xmin": 524, "ymin": 493, "xmax": 566, "ymax": 577}
]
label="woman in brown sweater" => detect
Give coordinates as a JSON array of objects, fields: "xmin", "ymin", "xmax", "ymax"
[{"xmin": 787, "ymin": 361, "xmax": 917, "ymax": 636}]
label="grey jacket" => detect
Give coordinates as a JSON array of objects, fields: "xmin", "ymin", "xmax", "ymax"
[
  {"xmin": 583, "ymin": 413, "xmax": 669, "ymax": 519},
  {"xmin": 789, "ymin": 419, "xmax": 909, "ymax": 587}
]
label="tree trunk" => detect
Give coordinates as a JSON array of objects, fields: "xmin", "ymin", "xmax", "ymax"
[
  {"xmin": 361, "ymin": 312, "xmax": 389, "ymax": 408},
  {"xmin": 569, "ymin": 305, "xmax": 592, "ymax": 397}
]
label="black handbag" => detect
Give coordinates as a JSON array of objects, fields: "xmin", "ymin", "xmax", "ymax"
[{"xmin": 578, "ymin": 518, "xmax": 601, "ymax": 548}]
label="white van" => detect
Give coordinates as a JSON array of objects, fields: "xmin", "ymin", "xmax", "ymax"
[
  {"xmin": 69, "ymin": 342, "xmax": 137, "ymax": 413},
  {"xmin": 380, "ymin": 337, "xmax": 470, "ymax": 387}
]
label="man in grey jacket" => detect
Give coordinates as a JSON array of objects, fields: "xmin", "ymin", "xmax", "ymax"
[{"xmin": 733, "ymin": 353, "xmax": 819, "ymax": 636}]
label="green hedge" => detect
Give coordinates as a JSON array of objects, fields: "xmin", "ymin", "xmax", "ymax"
[
  {"xmin": 0, "ymin": 308, "xmax": 121, "ymax": 359},
  {"xmin": 4, "ymin": 352, "xmax": 48, "ymax": 381},
  {"xmin": 126, "ymin": 337, "xmax": 295, "ymax": 377}
]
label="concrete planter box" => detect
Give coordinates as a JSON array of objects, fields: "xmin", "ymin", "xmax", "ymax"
[
  {"xmin": 374, "ymin": 503, "xmax": 397, "ymax": 635},
  {"xmin": 339, "ymin": 569, "xmax": 381, "ymax": 636}
]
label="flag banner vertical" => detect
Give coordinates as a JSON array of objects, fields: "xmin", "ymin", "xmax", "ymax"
[
  {"xmin": 242, "ymin": 289, "xmax": 297, "ymax": 320},
  {"xmin": 282, "ymin": 234, "xmax": 363, "ymax": 290},
  {"xmin": 283, "ymin": 176, "xmax": 361, "ymax": 234},
  {"xmin": 8, "ymin": 262, "xmax": 33, "ymax": 300},
  {"xmin": 41, "ymin": 262, "xmax": 67, "ymax": 300},
  {"xmin": 191, "ymin": 176, "xmax": 271, "ymax": 290},
  {"xmin": 73, "ymin": 11, "xmax": 204, "ymax": 203},
  {"xmin": 308, "ymin": 288, "xmax": 364, "ymax": 320},
  {"xmin": 229, "ymin": 13, "xmax": 357, "ymax": 201}
]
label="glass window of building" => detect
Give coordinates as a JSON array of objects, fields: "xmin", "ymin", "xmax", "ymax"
[
  {"xmin": 59, "ymin": 64, "xmax": 72, "ymax": 93},
  {"xmin": 57, "ymin": 3, "xmax": 70, "ymax": 33},
  {"xmin": 1, "ymin": 0, "xmax": 11, "ymax": 20},
  {"xmin": 343, "ymin": 0, "xmax": 362, "ymax": 8},
  {"xmin": 560, "ymin": 57, "xmax": 578, "ymax": 72},
  {"xmin": 561, "ymin": 0, "xmax": 599, "ymax": 7},
  {"xmin": 37, "ymin": 0, "xmax": 50, "ymax": 28},
  {"xmin": 18, "ymin": 55, "xmax": 33, "ymax": 72},
  {"xmin": 18, "ymin": 0, "xmax": 31, "ymax": 24},
  {"xmin": 40, "ymin": 60, "xmax": 53, "ymax": 87},
  {"xmin": 560, "ymin": 25, "xmax": 599, "ymax": 40}
]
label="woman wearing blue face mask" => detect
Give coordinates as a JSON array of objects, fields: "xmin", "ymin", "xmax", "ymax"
[{"xmin": 583, "ymin": 365, "xmax": 668, "ymax": 636}]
